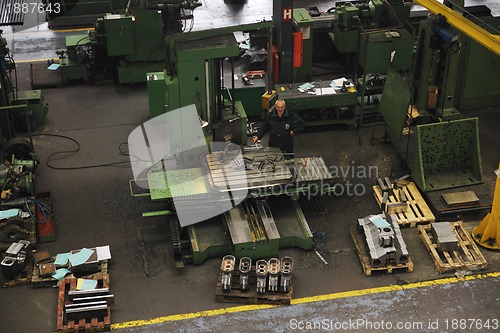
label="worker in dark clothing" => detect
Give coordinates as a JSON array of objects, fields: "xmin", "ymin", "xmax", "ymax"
[{"xmin": 252, "ymin": 99, "xmax": 306, "ymax": 157}]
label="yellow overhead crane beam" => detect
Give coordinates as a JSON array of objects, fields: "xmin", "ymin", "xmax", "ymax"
[{"xmin": 412, "ymin": 0, "xmax": 500, "ymax": 55}]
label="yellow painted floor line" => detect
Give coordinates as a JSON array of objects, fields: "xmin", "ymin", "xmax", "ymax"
[
  {"xmin": 3, "ymin": 28, "xmax": 94, "ymax": 35},
  {"xmin": 52, "ymin": 28, "xmax": 95, "ymax": 33},
  {"xmin": 15, "ymin": 58, "xmax": 59, "ymax": 64},
  {"xmin": 111, "ymin": 271, "xmax": 500, "ymax": 330}
]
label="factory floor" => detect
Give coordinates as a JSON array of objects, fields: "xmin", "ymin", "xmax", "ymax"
[{"xmin": 1, "ymin": 1, "xmax": 500, "ymax": 333}]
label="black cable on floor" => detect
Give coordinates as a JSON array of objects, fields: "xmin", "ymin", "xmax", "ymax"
[{"xmin": 32, "ymin": 133, "xmax": 131, "ymax": 170}]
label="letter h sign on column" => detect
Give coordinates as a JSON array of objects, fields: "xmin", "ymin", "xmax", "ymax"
[{"xmin": 282, "ymin": 7, "xmax": 292, "ymax": 21}]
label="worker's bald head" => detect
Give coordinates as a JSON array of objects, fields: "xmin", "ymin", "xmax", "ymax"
[{"xmin": 275, "ymin": 99, "xmax": 286, "ymax": 108}]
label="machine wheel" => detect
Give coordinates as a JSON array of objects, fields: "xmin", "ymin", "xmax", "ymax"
[{"xmin": 5, "ymin": 138, "xmax": 34, "ymax": 161}]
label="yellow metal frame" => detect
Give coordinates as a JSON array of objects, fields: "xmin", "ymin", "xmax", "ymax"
[
  {"xmin": 473, "ymin": 163, "xmax": 500, "ymax": 249},
  {"xmin": 413, "ymin": 0, "xmax": 500, "ymax": 55}
]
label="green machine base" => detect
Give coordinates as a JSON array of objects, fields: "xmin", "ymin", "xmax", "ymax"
[
  {"xmin": 118, "ymin": 62, "xmax": 166, "ymax": 84},
  {"xmin": 188, "ymin": 196, "xmax": 313, "ymax": 265}
]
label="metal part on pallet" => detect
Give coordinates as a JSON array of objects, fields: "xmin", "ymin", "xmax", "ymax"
[
  {"xmin": 358, "ymin": 213, "xmax": 409, "ymax": 267},
  {"xmin": 267, "ymin": 258, "xmax": 280, "ymax": 292},
  {"xmin": 65, "ymin": 300, "xmax": 107, "ymax": 309},
  {"xmin": 238, "ymin": 257, "xmax": 252, "ymax": 291},
  {"xmin": 1, "ymin": 240, "xmax": 32, "ymax": 280},
  {"xmin": 65, "ymin": 304, "xmax": 108, "ymax": 320},
  {"xmin": 430, "ymin": 222, "xmax": 458, "ymax": 252},
  {"xmin": 220, "ymin": 255, "xmax": 236, "ymax": 291},
  {"xmin": 255, "ymin": 259, "xmax": 268, "ymax": 293},
  {"xmin": 68, "ymin": 288, "xmax": 110, "ymax": 299},
  {"xmin": 72, "ymin": 294, "xmax": 115, "ymax": 305},
  {"xmin": 280, "ymin": 257, "xmax": 293, "ymax": 292}
]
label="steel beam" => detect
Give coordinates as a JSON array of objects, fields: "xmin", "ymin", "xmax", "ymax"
[{"xmin": 413, "ymin": 0, "xmax": 500, "ymax": 55}]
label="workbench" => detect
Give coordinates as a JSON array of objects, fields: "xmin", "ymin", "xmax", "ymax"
[{"xmin": 276, "ymin": 80, "xmax": 358, "ymax": 128}]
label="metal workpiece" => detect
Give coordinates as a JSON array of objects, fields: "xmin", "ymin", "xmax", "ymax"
[
  {"xmin": 65, "ymin": 301, "xmax": 107, "ymax": 309},
  {"xmin": 206, "ymin": 147, "xmax": 293, "ymax": 191},
  {"xmin": 65, "ymin": 304, "xmax": 108, "ymax": 320},
  {"xmin": 255, "ymin": 259, "xmax": 268, "ymax": 293},
  {"xmin": 238, "ymin": 257, "xmax": 252, "ymax": 291},
  {"xmin": 358, "ymin": 214, "xmax": 409, "ymax": 267},
  {"xmin": 68, "ymin": 288, "xmax": 110, "ymax": 299},
  {"xmin": 267, "ymin": 258, "xmax": 281, "ymax": 292},
  {"xmin": 220, "ymin": 255, "xmax": 236, "ymax": 291},
  {"xmin": 1, "ymin": 240, "xmax": 32, "ymax": 280},
  {"xmin": 72, "ymin": 294, "xmax": 115, "ymax": 305},
  {"xmin": 293, "ymin": 157, "xmax": 332, "ymax": 182},
  {"xmin": 430, "ymin": 222, "xmax": 459, "ymax": 252},
  {"xmin": 280, "ymin": 257, "xmax": 293, "ymax": 292}
]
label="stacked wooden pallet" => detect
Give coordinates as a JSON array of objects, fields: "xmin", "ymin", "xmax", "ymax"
[
  {"xmin": 373, "ymin": 181, "xmax": 435, "ymax": 227},
  {"xmin": 56, "ymin": 274, "xmax": 111, "ymax": 333}
]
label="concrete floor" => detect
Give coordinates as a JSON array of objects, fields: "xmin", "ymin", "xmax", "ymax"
[{"xmin": 1, "ymin": 1, "xmax": 500, "ymax": 332}]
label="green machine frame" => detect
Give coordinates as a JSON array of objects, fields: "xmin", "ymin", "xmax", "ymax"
[{"xmin": 379, "ymin": 68, "xmax": 483, "ymax": 192}]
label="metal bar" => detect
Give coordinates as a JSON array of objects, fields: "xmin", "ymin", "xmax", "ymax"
[
  {"xmin": 141, "ymin": 211, "xmax": 173, "ymax": 217},
  {"xmin": 413, "ymin": 0, "xmax": 500, "ymax": 55},
  {"xmin": 68, "ymin": 288, "xmax": 109, "ymax": 297},
  {"xmin": 65, "ymin": 301, "xmax": 107, "ymax": 309},
  {"xmin": 72, "ymin": 295, "xmax": 115, "ymax": 304}
]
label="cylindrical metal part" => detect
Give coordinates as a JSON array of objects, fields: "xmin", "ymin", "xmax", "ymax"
[
  {"xmin": 280, "ymin": 256, "xmax": 293, "ymax": 292},
  {"xmin": 267, "ymin": 258, "xmax": 280, "ymax": 292},
  {"xmin": 220, "ymin": 255, "xmax": 236, "ymax": 291},
  {"xmin": 238, "ymin": 257, "xmax": 252, "ymax": 291},
  {"xmin": 255, "ymin": 259, "xmax": 268, "ymax": 293}
]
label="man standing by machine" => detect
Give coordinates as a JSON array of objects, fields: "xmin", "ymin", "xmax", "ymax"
[{"xmin": 253, "ymin": 99, "xmax": 306, "ymax": 158}]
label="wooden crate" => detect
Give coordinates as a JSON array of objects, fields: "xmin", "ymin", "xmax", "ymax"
[
  {"xmin": 350, "ymin": 228, "xmax": 414, "ymax": 277},
  {"xmin": 418, "ymin": 221, "xmax": 488, "ymax": 274},
  {"xmin": 373, "ymin": 182, "xmax": 435, "ymax": 227},
  {"xmin": 56, "ymin": 274, "xmax": 111, "ymax": 333},
  {"xmin": 215, "ymin": 271, "xmax": 292, "ymax": 306}
]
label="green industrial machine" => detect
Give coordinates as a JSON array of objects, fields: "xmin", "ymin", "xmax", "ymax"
[
  {"xmin": 129, "ymin": 137, "xmax": 333, "ymax": 266},
  {"xmin": 43, "ymin": 0, "xmax": 200, "ymax": 29},
  {"xmin": 455, "ymin": 35, "xmax": 500, "ymax": 110},
  {"xmin": 293, "ymin": 8, "xmax": 313, "ymax": 82},
  {"xmin": 412, "ymin": 17, "xmax": 461, "ymax": 121},
  {"xmin": 379, "ymin": 68, "xmax": 483, "ymax": 192},
  {"xmin": 12, "ymin": 90, "xmax": 49, "ymax": 127},
  {"xmin": 149, "ymin": 21, "xmax": 273, "ymax": 144},
  {"xmin": 56, "ymin": 0, "xmax": 201, "ymax": 84},
  {"xmin": 128, "ymin": 18, "xmax": 342, "ymax": 265}
]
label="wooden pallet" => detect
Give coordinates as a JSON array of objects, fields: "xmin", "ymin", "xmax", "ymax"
[
  {"xmin": 417, "ymin": 221, "xmax": 488, "ymax": 274},
  {"xmin": 56, "ymin": 274, "xmax": 111, "ymax": 333},
  {"xmin": 350, "ymin": 228, "xmax": 414, "ymax": 277},
  {"xmin": 31, "ymin": 260, "xmax": 109, "ymax": 288},
  {"xmin": 373, "ymin": 182, "xmax": 435, "ymax": 227},
  {"xmin": 215, "ymin": 272, "xmax": 292, "ymax": 306},
  {"xmin": 2, "ymin": 260, "xmax": 34, "ymax": 288}
]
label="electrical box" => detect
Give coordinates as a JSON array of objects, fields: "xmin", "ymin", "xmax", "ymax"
[
  {"xmin": 359, "ymin": 28, "xmax": 414, "ymax": 73},
  {"xmin": 147, "ymin": 71, "xmax": 167, "ymax": 118},
  {"xmin": 104, "ymin": 14, "xmax": 135, "ymax": 56}
]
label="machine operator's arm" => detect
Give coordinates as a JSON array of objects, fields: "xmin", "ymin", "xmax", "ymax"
[
  {"xmin": 289, "ymin": 112, "xmax": 306, "ymax": 137},
  {"xmin": 253, "ymin": 121, "xmax": 270, "ymax": 143}
]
